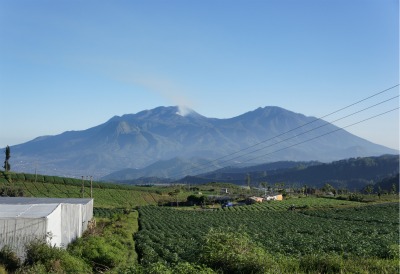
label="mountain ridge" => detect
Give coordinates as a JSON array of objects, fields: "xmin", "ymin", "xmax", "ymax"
[{"xmin": 8, "ymin": 105, "xmax": 398, "ymax": 178}]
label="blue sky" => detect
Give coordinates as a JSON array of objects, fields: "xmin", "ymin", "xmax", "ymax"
[{"xmin": 0, "ymin": 0, "xmax": 398, "ymax": 150}]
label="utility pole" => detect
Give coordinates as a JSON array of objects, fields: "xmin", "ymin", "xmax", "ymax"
[
  {"xmin": 81, "ymin": 176, "xmax": 84, "ymax": 198},
  {"xmin": 90, "ymin": 176, "xmax": 93, "ymax": 198},
  {"xmin": 34, "ymin": 161, "xmax": 38, "ymax": 184}
]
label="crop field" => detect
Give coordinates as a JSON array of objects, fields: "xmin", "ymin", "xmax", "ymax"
[
  {"xmin": 227, "ymin": 196, "xmax": 362, "ymax": 211},
  {"xmin": 0, "ymin": 171, "xmax": 175, "ymax": 208},
  {"xmin": 1, "ymin": 170, "xmax": 399, "ymax": 273},
  {"xmin": 136, "ymin": 199, "xmax": 399, "ymax": 265}
]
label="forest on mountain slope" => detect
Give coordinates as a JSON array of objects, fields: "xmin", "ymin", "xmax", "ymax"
[{"xmin": 180, "ymin": 154, "xmax": 399, "ymax": 191}]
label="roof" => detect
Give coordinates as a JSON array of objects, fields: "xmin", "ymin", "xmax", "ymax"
[
  {"xmin": 0, "ymin": 197, "xmax": 93, "ymax": 205},
  {"xmin": 248, "ymin": 196, "xmax": 263, "ymax": 200},
  {"xmin": 0, "ymin": 203, "xmax": 59, "ymax": 218},
  {"xmin": 0, "ymin": 197, "xmax": 93, "ymax": 219}
]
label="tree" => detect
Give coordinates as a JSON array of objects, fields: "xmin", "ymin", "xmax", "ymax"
[
  {"xmin": 364, "ymin": 184, "xmax": 374, "ymax": 195},
  {"xmin": 168, "ymin": 189, "xmax": 181, "ymax": 207},
  {"xmin": 391, "ymin": 183, "xmax": 397, "ymax": 194},
  {"xmin": 3, "ymin": 146, "xmax": 10, "ymax": 172},
  {"xmin": 246, "ymin": 173, "xmax": 251, "ymax": 188},
  {"xmin": 187, "ymin": 195, "xmax": 205, "ymax": 206},
  {"xmin": 321, "ymin": 183, "xmax": 335, "ymax": 194},
  {"xmin": 260, "ymin": 182, "xmax": 268, "ymax": 196}
]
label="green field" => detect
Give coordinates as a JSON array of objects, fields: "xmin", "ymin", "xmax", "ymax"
[
  {"xmin": 0, "ymin": 171, "xmax": 188, "ymax": 208},
  {"xmin": 1, "ymin": 171, "xmax": 399, "ymax": 273},
  {"xmin": 136, "ymin": 200, "xmax": 399, "ymax": 262}
]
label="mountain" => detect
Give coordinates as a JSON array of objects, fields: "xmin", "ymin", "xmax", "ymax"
[
  {"xmin": 103, "ymin": 159, "xmax": 320, "ymax": 184},
  {"xmin": 101, "ymin": 157, "xmax": 222, "ymax": 182},
  {"xmin": 8, "ymin": 106, "xmax": 398, "ymax": 178}
]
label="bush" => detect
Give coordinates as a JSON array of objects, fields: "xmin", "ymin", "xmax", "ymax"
[
  {"xmin": 0, "ymin": 246, "xmax": 21, "ymax": 272},
  {"xmin": 16, "ymin": 263, "xmax": 48, "ymax": 274},
  {"xmin": 16, "ymin": 173, "xmax": 26, "ymax": 181},
  {"xmin": 200, "ymin": 227, "xmax": 276, "ymax": 274},
  {"xmin": 300, "ymin": 253, "xmax": 343, "ymax": 273},
  {"xmin": 25, "ymin": 240, "xmax": 90, "ymax": 273},
  {"xmin": 186, "ymin": 195, "xmax": 205, "ymax": 206},
  {"xmin": 118, "ymin": 262, "xmax": 215, "ymax": 274},
  {"xmin": 0, "ymin": 187, "xmax": 24, "ymax": 197},
  {"xmin": 44, "ymin": 176, "xmax": 55, "ymax": 183},
  {"xmin": 4, "ymin": 173, "xmax": 12, "ymax": 183},
  {"xmin": 24, "ymin": 174, "xmax": 35, "ymax": 182},
  {"xmin": 53, "ymin": 176, "xmax": 64, "ymax": 184},
  {"xmin": 385, "ymin": 244, "xmax": 400, "ymax": 259},
  {"xmin": 348, "ymin": 193, "xmax": 364, "ymax": 202},
  {"xmin": 69, "ymin": 236, "xmax": 124, "ymax": 272}
]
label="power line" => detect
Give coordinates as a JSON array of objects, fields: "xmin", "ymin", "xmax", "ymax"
[
  {"xmin": 189, "ymin": 107, "xmax": 399, "ymax": 181},
  {"xmin": 192, "ymin": 95, "xmax": 399, "ymax": 174},
  {"xmin": 169, "ymin": 85, "xmax": 399, "ymax": 179},
  {"xmin": 182, "ymin": 101, "xmax": 398, "ymax": 177},
  {"xmin": 213, "ymin": 84, "xmax": 399, "ymax": 162},
  {"xmin": 238, "ymin": 107, "xmax": 399, "ymax": 165}
]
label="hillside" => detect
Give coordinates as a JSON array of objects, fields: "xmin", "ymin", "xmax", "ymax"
[
  {"xmin": 101, "ymin": 157, "xmax": 222, "ymax": 182},
  {"xmin": 8, "ymin": 106, "xmax": 397, "ymax": 178},
  {"xmin": 373, "ymin": 173, "xmax": 399, "ymax": 193},
  {"xmin": 0, "ymin": 171, "xmax": 186, "ymax": 208},
  {"xmin": 179, "ymin": 154, "xmax": 399, "ymax": 190}
]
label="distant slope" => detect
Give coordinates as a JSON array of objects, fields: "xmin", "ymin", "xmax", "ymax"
[
  {"xmin": 101, "ymin": 157, "xmax": 222, "ymax": 181},
  {"xmin": 9, "ymin": 106, "xmax": 398, "ymax": 178},
  {"xmin": 0, "ymin": 171, "xmax": 173, "ymax": 208},
  {"xmin": 373, "ymin": 173, "xmax": 399, "ymax": 193},
  {"xmin": 177, "ymin": 155, "xmax": 399, "ymax": 190}
]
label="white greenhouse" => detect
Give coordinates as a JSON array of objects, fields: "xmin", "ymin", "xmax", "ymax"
[{"xmin": 0, "ymin": 197, "xmax": 93, "ymax": 258}]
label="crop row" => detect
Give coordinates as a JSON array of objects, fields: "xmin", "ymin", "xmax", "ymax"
[
  {"xmin": 221, "ymin": 196, "xmax": 362, "ymax": 212},
  {"xmin": 136, "ymin": 202, "xmax": 399, "ymax": 265},
  {"xmin": 0, "ymin": 177, "xmax": 164, "ymax": 208},
  {"xmin": 299, "ymin": 202, "xmax": 399, "ymax": 225},
  {"xmin": 93, "ymin": 207, "xmax": 125, "ymax": 218}
]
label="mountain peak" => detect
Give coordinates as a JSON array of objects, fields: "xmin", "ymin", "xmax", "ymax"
[
  {"xmin": 11, "ymin": 105, "xmax": 397, "ymax": 178},
  {"xmin": 252, "ymin": 106, "xmax": 301, "ymax": 116},
  {"xmin": 108, "ymin": 106, "xmax": 202, "ymax": 123},
  {"xmin": 134, "ymin": 106, "xmax": 200, "ymax": 118}
]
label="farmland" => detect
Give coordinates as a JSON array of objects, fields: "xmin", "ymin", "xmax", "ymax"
[
  {"xmin": 0, "ymin": 171, "xmax": 187, "ymax": 208},
  {"xmin": 1, "ymin": 171, "xmax": 399, "ymax": 273},
  {"xmin": 136, "ymin": 201, "xmax": 399, "ymax": 264}
]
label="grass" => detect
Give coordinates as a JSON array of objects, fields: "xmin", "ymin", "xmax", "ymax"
[{"xmin": 0, "ymin": 171, "xmax": 194, "ymax": 208}]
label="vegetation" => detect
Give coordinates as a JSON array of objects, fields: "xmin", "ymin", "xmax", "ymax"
[
  {"xmin": 68, "ymin": 211, "xmax": 138, "ymax": 273},
  {"xmin": 0, "ymin": 170, "xmax": 399, "ymax": 273},
  {"xmin": 22, "ymin": 240, "xmax": 90, "ymax": 273},
  {"xmin": 373, "ymin": 173, "xmax": 399, "ymax": 194},
  {"xmin": 0, "ymin": 210, "xmax": 138, "ymax": 273},
  {"xmin": 184, "ymin": 155, "xmax": 399, "ymax": 191},
  {"xmin": 0, "ymin": 171, "xmax": 192, "ymax": 208},
  {"xmin": 3, "ymin": 146, "xmax": 10, "ymax": 172},
  {"xmin": 200, "ymin": 227, "xmax": 276, "ymax": 273},
  {"xmin": 0, "ymin": 246, "xmax": 20, "ymax": 273},
  {"xmin": 135, "ymin": 198, "xmax": 399, "ymax": 273}
]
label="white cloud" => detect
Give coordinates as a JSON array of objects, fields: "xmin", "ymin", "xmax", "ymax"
[{"xmin": 122, "ymin": 73, "xmax": 196, "ymax": 114}]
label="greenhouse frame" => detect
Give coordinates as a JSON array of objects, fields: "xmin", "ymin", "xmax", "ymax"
[{"xmin": 0, "ymin": 197, "xmax": 93, "ymax": 258}]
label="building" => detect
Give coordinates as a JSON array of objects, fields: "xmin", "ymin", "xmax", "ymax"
[
  {"xmin": 0, "ymin": 197, "xmax": 93, "ymax": 258},
  {"xmin": 265, "ymin": 194, "xmax": 283, "ymax": 201},
  {"xmin": 220, "ymin": 188, "xmax": 229, "ymax": 194},
  {"xmin": 247, "ymin": 196, "xmax": 264, "ymax": 204}
]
